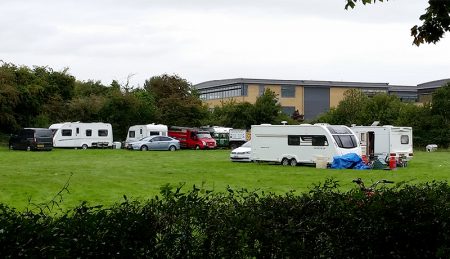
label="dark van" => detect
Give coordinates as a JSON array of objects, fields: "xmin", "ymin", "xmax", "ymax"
[{"xmin": 9, "ymin": 128, "xmax": 53, "ymax": 151}]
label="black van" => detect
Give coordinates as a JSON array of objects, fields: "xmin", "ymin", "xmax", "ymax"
[{"xmin": 9, "ymin": 128, "xmax": 53, "ymax": 151}]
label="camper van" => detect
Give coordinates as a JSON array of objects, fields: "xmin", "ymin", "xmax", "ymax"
[
  {"xmin": 125, "ymin": 124, "xmax": 168, "ymax": 144},
  {"xmin": 251, "ymin": 124, "xmax": 361, "ymax": 166},
  {"xmin": 351, "ymin": 125, "xmax": 413, "ymax": 164},
  {"xmin": 50, "ymin": 122, "xmax": 113, "ymax": 149}
]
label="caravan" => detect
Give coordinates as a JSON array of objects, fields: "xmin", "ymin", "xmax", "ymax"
[
  {"xmin": 50, "ymin": 122, "xmax": 113, "ymax": 149},
  {"xmin": 351, "ymin": 125, "xmax": 413, "ymax": 164},
  {"xmin": 125, "ymin": 124, "xmax": 168, "ymax": 144},
  {"xmin": 251, "ymin": 124, "xmax": 361, "ymax": 166}
]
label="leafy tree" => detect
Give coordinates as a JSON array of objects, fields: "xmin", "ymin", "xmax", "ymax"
[
  {"xmin": 253, "ymin": 89, "xmax": 283, "ymax": 125},
  {"xmin": 209, "ymin": 100, "xmax": 256, "ymax": 129},
  {"xmin": 363, "ymin": 93, "xmax": 402, "ymax": 125},
  {"xmin": 431, "ymin": 83, "xmax": 450, "ymax": 124},
  {"xmin": 345, "ymin": 0, "xmax": 450, "ymax": 46},
  {"xmin": 316, "ymin": 89, "xmax": 369, "ymax": 125},
  {"xmin": 144, "ymin": 74, "xmax": 208, "ymax": 127}
]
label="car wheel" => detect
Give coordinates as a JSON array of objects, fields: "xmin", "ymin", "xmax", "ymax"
[
  {"xmin": 281, "ymin": 158, "xmax": 289, "ymax": 166},
  {"xmin": 169, "ymin": 145, "xmax": 176, "ymax": 151},
  {"xmin": 195, "ymin": 145, "xmax": 200, "ymax": 150},
  {"xmin": 9, "ymin": 144, "xmax": 13, "ymax": 150},
  {"xmin": 140, "ymin": 145, "xmax": 148, "ymax": 151},
  {"xmin": 26, "ymin": 146, "xmax": 31, "ymax": 151},
  {"xmin": 290, "ymin": 158, "xmax": 297, "ymax": 167},
  {"xmin": 81, "ymin": 144, "xmax": 88, "ymax": 150}
]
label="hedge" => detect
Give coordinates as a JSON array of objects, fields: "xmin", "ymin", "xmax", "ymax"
[{"xmin": 1, "ymin": 180, "xmax": 450, "ymax": 258}]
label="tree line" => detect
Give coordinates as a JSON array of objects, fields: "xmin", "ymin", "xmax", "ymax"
[{"xmin": 0, "ymin": 62, "xmax": 286, "ymax": 141}]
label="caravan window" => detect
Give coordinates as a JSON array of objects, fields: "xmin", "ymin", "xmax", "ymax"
[
  {"xmin": 333, "ymin": 135, "xmax": 357, "ymax": 149},
  {"xmin": 76, "ymin": 128, "xmax": 80, "ymax": 134},
  {"xmin": 288, "ymin": 135, "xmax": 300, "ymax": 146},
  {"xmin": 129, "ymin": 131, "xmax": 135, "ymax": 138},
  {"xmin": 150, "ymin": 131, "xmax": 159, "ymax": 136},
  {"xmin": 98, "ymin": 130, "xmax": 108, "ymax": 137},
  {"xmin": 401, "ymin": 135, "xmax": 409, "ymax": 144},
  {"xmin": 86, "ymin": 130, "xmax": 92, "ymax": 137},
  {"xmin": 288, "ymin": 135, "xmax": 328, "ymax": 146},
  {"xmin": 62, "ymin": 129, "xmax": 72, "ymax": 137}
]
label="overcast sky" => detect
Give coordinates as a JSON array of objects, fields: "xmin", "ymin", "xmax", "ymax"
[{"xmin": 1, "ymin": 0, "xmax": 449, "ymax": 87}]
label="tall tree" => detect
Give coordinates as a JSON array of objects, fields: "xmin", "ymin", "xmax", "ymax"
[
  {"xmin": 253, "ymin": 89, "xmax": 282, "ymax": 125},
  {"xmin": 345, "ymin": 0, "xmax": 450, "ymax": 46},
  {"xmin": 144, "ymin": 74, "xmax": 208, "ymax": 127}
]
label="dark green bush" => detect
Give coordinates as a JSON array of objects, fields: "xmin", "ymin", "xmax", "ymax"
[{"xmin": 1, "ymin": 181, "xmax": 450, "ymax": 258}]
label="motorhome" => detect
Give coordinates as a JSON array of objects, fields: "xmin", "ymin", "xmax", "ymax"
[
  {"xmin": 168, "ymin": 127, "xmax": 217, "ymax": 149},
  {"xmin": 351, "ymin": 125, "xmax": 413, "ymax": 164},
  {"xmin": 251, "ymin": 124, "xmax": 361, "ymax": 166},
  {"xmin": 49, "ymin": 122, "xmax": 113, "ymax": 149},
  {"xmin": 125, "ymin": 124, "xmax": 168, "ymax": 144}
]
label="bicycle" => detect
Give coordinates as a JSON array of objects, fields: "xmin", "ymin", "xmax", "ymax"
[{"xmin": 352, "ymin": 178, "xmax": 394, "ymax": 197}]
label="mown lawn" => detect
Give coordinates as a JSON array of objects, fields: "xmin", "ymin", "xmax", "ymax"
[{"xmin": 0, "ymin": 147, "xmax": 449, "ymax": 211}]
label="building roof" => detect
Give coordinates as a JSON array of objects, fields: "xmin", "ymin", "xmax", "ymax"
[
  {"xmin": 417, "ymin": 79, "xmax": 450, "ymax": 90},
  {"xmin": 194, "ymin": 78, "xmax": 390, "ymax": 89}
]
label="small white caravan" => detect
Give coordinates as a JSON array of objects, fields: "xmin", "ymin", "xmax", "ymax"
[
  {"xmin": 251, "ymin": 124, "xmax": 361, "ymax": 166},
  {"xmin": 50, "ymin": 122, "xmax": 113, "ymax": 149},
  {"xmin": 125, "ymin": 124, "xmax": 168, "ymax": 144},
  {"xmin": 351, "ymin": 125, "xmax": 413, "ymax": 162}
]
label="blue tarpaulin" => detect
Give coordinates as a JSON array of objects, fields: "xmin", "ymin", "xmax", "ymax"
[{"xmin": 330, "ymin": 153, "xmax": 370, "ymax": 170}]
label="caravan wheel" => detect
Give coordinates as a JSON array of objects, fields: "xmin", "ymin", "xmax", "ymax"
[
  {"xmin": 81, "ymin": 144, "xmax": 88, "ymax": 150},
  {"xmin": 289, "ymin": 159, "xmax": 297, "ymax": 166},
  {"xmin": 281, "ymin": 158, "xmax": 289, "ymax": 166}
]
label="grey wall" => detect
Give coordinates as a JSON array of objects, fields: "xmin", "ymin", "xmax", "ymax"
[{"xmin": 304, "ymin": 87, "xmax": 330, "ymax": 120}]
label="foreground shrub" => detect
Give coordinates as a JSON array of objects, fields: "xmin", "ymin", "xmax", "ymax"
[{"xmin": 1, "ymin": 180, "xmax": 450, "ymax": 258}]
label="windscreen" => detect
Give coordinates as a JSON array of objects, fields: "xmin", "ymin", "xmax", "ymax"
[{"xmin": 197, "ymin": 132, "xmax": 212, "ymax": 139}]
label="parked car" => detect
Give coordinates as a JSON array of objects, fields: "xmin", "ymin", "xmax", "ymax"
[
  {"xmin": 230, "ymin": 141, "xmax": 251, "ymax": 162},
  {"xmin": 127, "ymin": 136, "xmax": 180, "ymax": 151},
  {"xmin": 9, "ymin": 128, "xmax": 53, "ymax": 151}
]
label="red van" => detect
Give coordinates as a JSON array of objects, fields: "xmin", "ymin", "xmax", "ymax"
[{"xmin": 168, "ymin": 127, "xmax": 216, "ymax": 149}]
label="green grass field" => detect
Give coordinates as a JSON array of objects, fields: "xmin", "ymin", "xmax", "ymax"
[{"xmin": 0, "ymin": 147, "xmax": 449, "ymax": 211}]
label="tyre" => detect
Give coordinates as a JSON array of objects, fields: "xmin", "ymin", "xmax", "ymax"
[
  {"xmin": 9, "ymin": 144, "xmax": 13, "ymax": 150},
  {"xmin": 81, "ymin": 144, "xmax": 88, "ymax": 150},
  {"xmin": 281, "ymin": 158, "xmax": 289, "ymax": 166},
  {"xmin": 169, "ymin": 145, "xmax": 176, "ymax": 151},
  {"xmin": 195, "ymin": 145, "xmax": 200, "ymax": 150},
  {"xmin": 290, "ymin": 158, "xmax": 297, "ymax": 166},
  {"xmin": 140, "ymin": 145, "xmax": 148, "ymax": 151},
  {"xmin": 26, "ymin": 146, "xmax": 31, "ymax": 151}
]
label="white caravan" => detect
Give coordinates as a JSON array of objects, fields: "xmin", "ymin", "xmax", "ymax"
[
  {"xmin": 351, "ymin": 125, "xmax": 413, "ymax": 162},
  {"xmin": 251, "ymin": 124, "xmax": 361, "ymax": 166},
  {"xmin": 50, "ymin": 122, "xmax": 113, "ymax": 149},
  {"xmin": 125, "ymin": 124, "xmax": 168, "ymax": 144}
]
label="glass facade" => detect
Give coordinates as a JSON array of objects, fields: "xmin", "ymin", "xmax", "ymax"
[{"xmin": 199, "ymin": 84, "xmax": 247, "ymax": 100}]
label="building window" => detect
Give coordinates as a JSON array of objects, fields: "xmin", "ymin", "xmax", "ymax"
[
  {"xmin": 242, "ymin": 84, "xmax": 248, "ymax": 96},
  {"xmin": 259, "ymin": 85, "xmax": 265, "ymax": 96},
  {"xmin": 281, "ymin": 86, "xmax": 295, "ymax": 98},
  {"xmin": 282, "ymin": 106, "xmax": 296, "ymax": 117}
]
